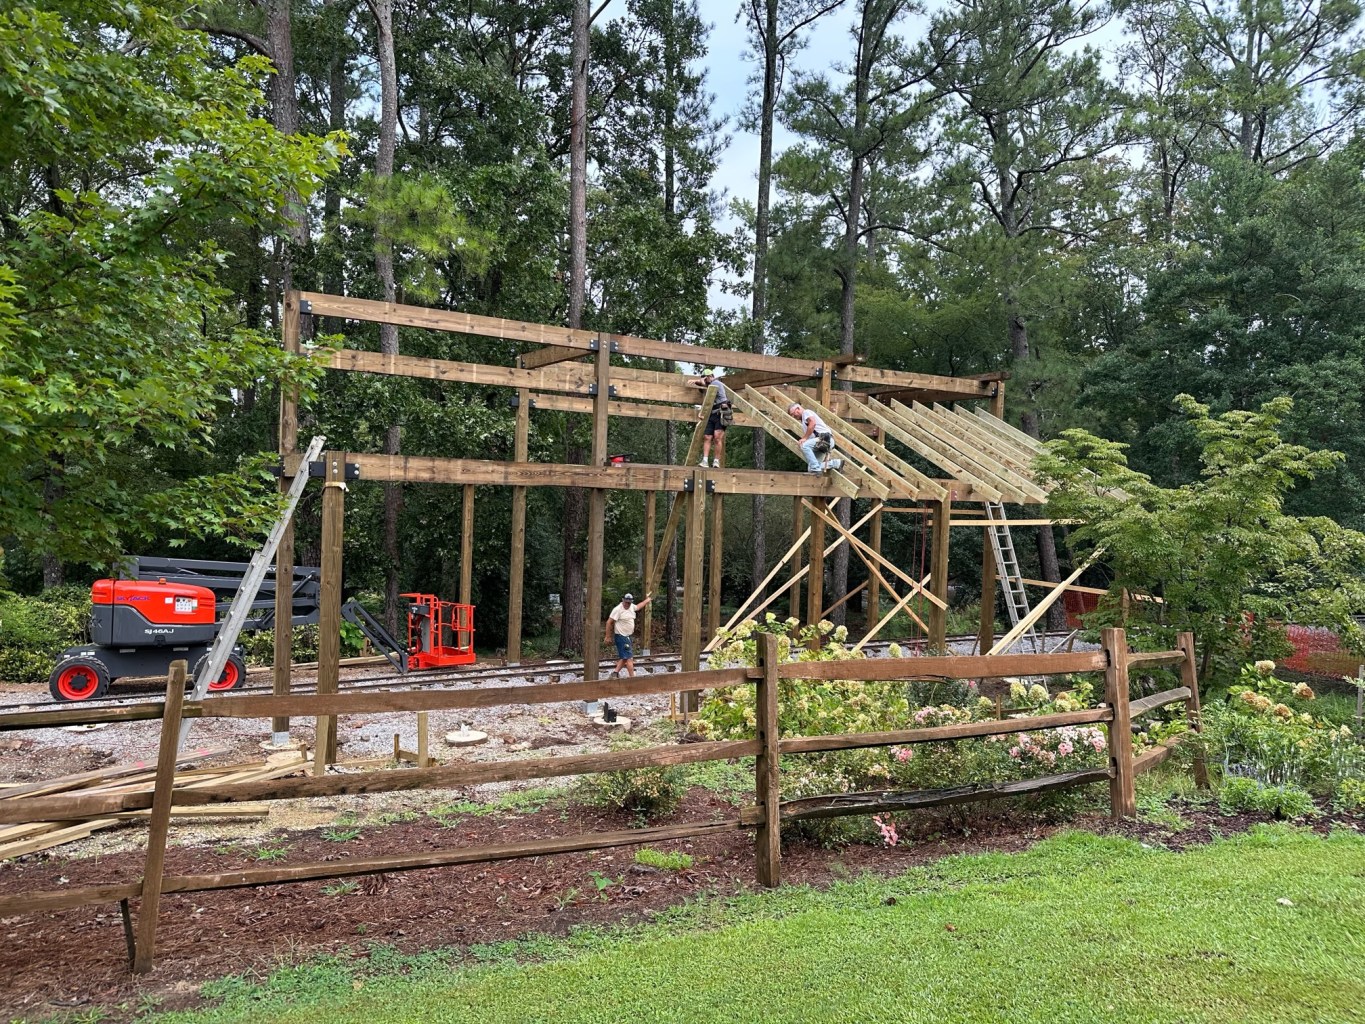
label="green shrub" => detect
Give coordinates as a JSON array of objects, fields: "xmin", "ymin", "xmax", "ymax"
[
  {"xmin": 580, "ymin": 737, "xmax": 685, "ymax": 822},
  {"xmin": 633, "ymin": 848, "xmax": 693, "ymax": 871},
  {"xmin": 0, "ymin": 586, "xmax": 90, "ymax": 683},
  {"xmin": 1218, "ymin": 777, "xmax": 1318, "ymax": 819},
  {"xmin": 1334, "ymin": 778, "xmax": 1365, "ymax": 814}
]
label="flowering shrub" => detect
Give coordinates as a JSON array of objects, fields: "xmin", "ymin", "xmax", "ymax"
[
  {"xmin": 580, "ymin": 736, "xmax": 685, "ymax": 821},
  {"xmin": 697, "ymin": 617, "xmax": 1111, "ymax": 840},
  {"xmin": 1203, "ymin": 661, "xmax": 1365, "ymax": 801}
]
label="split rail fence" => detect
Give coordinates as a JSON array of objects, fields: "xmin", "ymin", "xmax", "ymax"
[{"xmin": 0, "ymin": 627, "xmax": 1204, "ymax": 974}]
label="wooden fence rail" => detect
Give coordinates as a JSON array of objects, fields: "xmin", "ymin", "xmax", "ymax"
[{"xmin": 0, "ymin": 628, "xmax": 1205, "ymax": 974}]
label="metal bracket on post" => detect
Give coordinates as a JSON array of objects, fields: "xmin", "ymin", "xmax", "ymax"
[
  {"xmin": 298, "ymin": 299, "xmax": 313, "ymax": 315},
  {"xmin": 705, "ymin": 480, "xmax": 716, "ymax": 494},
  {"xmin": 683, "ymin": 477, "xmax": 695, "ymax": 493},
  {"xmin": 587, "ymin": 384, "xmax": 617, "ymax": 397}
]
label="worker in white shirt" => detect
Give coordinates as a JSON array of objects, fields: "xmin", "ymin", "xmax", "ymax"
[
  {"xmin": 786, "ymin": 402, "xmax": 844, "ymax": 473},
  {"xmin": 604, "ymin": 591, "xmax": 653, "ymax": 678}
]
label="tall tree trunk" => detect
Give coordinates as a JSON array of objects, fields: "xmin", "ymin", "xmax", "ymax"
[
  {"xmin": 323, "ymin": 2, "xmax": 347, "ymax": 313},
  {"xmin": 267, "ymin": 0, "xmax": 308, "ymax": 295},
  {"xmin": 372, "ymin": 0, "xmax": 403, "ymax": 632},
  {"xmin": 558, "ymin": 0, "xmax": 591, "ymax": 657},
  {"xmin": 749, "ymin": 0, "xmax": 779, "ymax": 602}
]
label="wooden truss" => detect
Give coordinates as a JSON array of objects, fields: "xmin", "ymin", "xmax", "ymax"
[{"xmin": 273, "ymin": 290, "xmax": 1058, "ymax": 742}]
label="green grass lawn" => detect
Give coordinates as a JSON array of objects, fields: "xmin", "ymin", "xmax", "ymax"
[{"xmin": 154, "ymin": 825, "xmax": 1365, "ymax": 1024}]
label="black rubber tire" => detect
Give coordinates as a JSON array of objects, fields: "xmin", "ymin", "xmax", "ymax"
[
  {"xmin": 48, "ymin": 657, "xmax": 112, "ymax": 703},
  {"xmin": 193, "ymin": 650, "xmax": 248, "ymax": 692}
]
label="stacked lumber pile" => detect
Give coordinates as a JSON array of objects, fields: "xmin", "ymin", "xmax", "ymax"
[{"xmin": 0, "ymin": 747, "xmax": 310, "ymax": 860}]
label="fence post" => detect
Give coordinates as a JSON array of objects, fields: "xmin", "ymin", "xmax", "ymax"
[
  {"xmin": 1101, "ymin": 628, "xmax": 1136, "ymax": 818},
  {"xmin": 755, "ymin": 632, "xmax": 782, "ymax": 887},
  {"xmin": 133, "ymin": 659, "xmax": 188, "ymax": 973},
  {"xmin": 1177, "ymin": 631, "xmax": 1209, "ymax": 789}
]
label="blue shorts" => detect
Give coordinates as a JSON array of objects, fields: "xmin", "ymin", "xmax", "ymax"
[{"xmin": 613, "ymin": 634, "xmax": 633, "ymax": 660}]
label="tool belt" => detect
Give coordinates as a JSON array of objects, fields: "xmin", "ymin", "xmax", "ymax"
[
  {"xmin": 718, "ymin": 403, "xmax": 734, "ymax": 428},
  {"xmin": 812, "ymin": 430, "xmax": 833, "ymax": 455}
]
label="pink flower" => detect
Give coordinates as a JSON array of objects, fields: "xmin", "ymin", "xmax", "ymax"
[
  {"xmin": 872, "ymin": 815, "xmax": 899, "ymax": 847},
  {"xmin": 1009, "ymin": 746, "xmax": 1021, "ymax": 758},
  {"xmin": 1090, "ymin": 735, "xmax": 1105, "ymax": 752},
  {"xmin": 893, "ymin": 747, "xmax": 914, "ymax": 763},
  {"xmin": 1058, "ymin": 740, "xmax": 1074, "ymax": 757}
]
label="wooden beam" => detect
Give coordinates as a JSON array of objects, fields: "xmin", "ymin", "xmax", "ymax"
[
  {"xmin": 132, "ymin": 662, "xmax": 187, "ymax": 974},
  {"xmin": 755, "ymin": 633, "xmax": 781, "ymax": 888},
  {"xmin": 790, "ymin": 498, "xmax": 804, "ymax": 621},
  {"xmin": 1102, "ymin": 628, "xmax": 1137, "ymax": 818},
  {"xmin": 929, "ymin": 496, "xmax": 952, "ymax": 649},
  {"xmin": 847, "ymin": 398, "xmax": 1003, "ymax": 503},
  {"xmin": 832, "ymin": 362, "xmax": 993, "ymax": 398},
  {"xmin": 506, "ymin": 390, "xmax": 529, "ymax": 662},
  {"xmin": 273, "ymin": 294, "xmax": 302, "ymax": 739},
  {"xmin": 854, "ymin": 570, "xmax": 932, "ymax": 651},
  {"xmin": 314, "ymin": 451, "xmax": 346, "ymax": 772},
  {"xmin": 527, "ymin": 390, "xmax": 760, "ymax": 428},
  {"xmin": 459, "ymin": 484, "xmax": 475, "ymax": 606},
  {"xmin": 681, "ymin": 470, "xmax": 706, "ymax": 710},
  {"xmin": 519, "ymin": 345, "xmax": 586, "ymax": 369},
  {"xmin": 1179, "ymin": 631, "xmax": 1210, "ymax": 789},
  {"xmin": 707, "ymin": 493, "xmax": 724, "ymax": 641},
  {"xmin": 734, "ymin": 387, "xmax": 869, "ymax": 498},
  {"xmin": 641, "ymin": 492, "xmax": 656, "ymax": 652},
  {"xmin": 986, "ymin": 552, "xmax": 1101, "ymax": 656},
  {"xmin": 643, "ymin": 386, "xmax": 716, "ymax": 600},
  {"xmin": 868, "ymin": 507, "xmax": 882, "ymax": 626},
  {"xmin": 779, "ymin": 707, "xmax": 1110, "ymax": 755},
  {"xmin": 779, "ymin": 650, "xmax": 1107, "ymax": 681},
  {"xmin": 584, "ymin": 346, "xmax": 610, "ymax": 687},
  {"xmin": 893, "ymin": 400, "xmax": 1042, "ymax": 503},
  {"xmin": 344, "ymin": 453, "xmax": 846, "ymax": 497},
  {"xmin": 803, "ymin": 500, "xmax": 946, "ymax": 611},
  {"xmin": 782, "ymin": 388, "xmax": 947, "ymax": 498}
]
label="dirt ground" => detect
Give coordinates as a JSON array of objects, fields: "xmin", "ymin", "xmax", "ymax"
[{"xmin": 3, "ymin": 782, "xmax": 1359, "ymax": 1022}]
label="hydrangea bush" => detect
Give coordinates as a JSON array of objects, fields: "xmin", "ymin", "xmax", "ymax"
[
  {"xmin": 1202, "ymin": 661, "xmax": 1365, "ymax": 802},
  {"xmin": 697, "ymin": 615, "xmax": 1110, "ymax": 841}
]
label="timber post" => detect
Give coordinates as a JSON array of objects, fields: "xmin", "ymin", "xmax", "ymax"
[
  {"xmin": 506, "ymin": 387, "xmax": 530, "ymax": 663},
  {"xmin": 928, "ymin": 496, "xmax": 952, "ymax": 650},
  {"xmin": 459, "ymin": 484, "xmax": 475, "ymax": 606},
  {"xmin": 789, "ymin": 497, "xmax": 804, "ymax": 621},
  {"xmin": 584, "ymin": 338, "xmax": 611, "ymax": 687},
  {"xmin": 314, "ymin": 450, "xmax": 347, "ymax": 774},
  {"xmin": 755, "ymin": 632, "xmax": 782, "ymax": 887},
  {"xmin": 707, "ymin": 493, "xmax": 724, "ymax": 641},
  {"xmin": 272, "ymin": 292, "xmax": 302, "ymax": 743},
  {"xmin": 132, "ymin": 660, "xmax": 187, "ymax": 974},
  {"xmin": 867, "ymin": 506, "xmax": 882, "ymax": 629},
  {"xmin": 680, "ymin": 470, "xmax": 706, "ymax": 712},
  {"xmin": 1178, "ymin": 631, "xmax": 1209, "ymax": 789},
  {"xmin": 1102, "ymin": 627, "xmax": 1137, "ymax": 818},
  {"xmin": 641, "ymin": 491, "xmax": 656, "ymax": 654}
]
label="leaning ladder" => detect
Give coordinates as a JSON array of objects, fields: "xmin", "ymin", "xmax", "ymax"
[
  {"xmin": 984, "ymin": 501, "xmax": 1044, "ymax": 655},
  {"xmin": 177, "ymin": 434, "xmax": 327, "ymax": 751}
]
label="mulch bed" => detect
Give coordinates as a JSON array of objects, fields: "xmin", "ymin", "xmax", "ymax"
[{"xmin": 1, "ymin": 789, "xmax": 1357, "ymax": 1021}]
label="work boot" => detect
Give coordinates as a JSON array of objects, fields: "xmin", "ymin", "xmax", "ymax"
[{"xmin": 826, "ymin": 458, "xmax": 844, "ymax": 472}]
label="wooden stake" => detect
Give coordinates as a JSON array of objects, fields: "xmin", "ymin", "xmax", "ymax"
[
  {"xmin": 1178, "ymin": 631, "xmax": 1209, "ymax": 789},
  {"xmin": 417, "ymin": 711, "xmax": 430, "ymax": 768},
  {"xmin": 707, "ymin": 493, "xmax": 724, "ymax": 641},
  {"xmin": 507, "ymin": 388, "xmax": 529, "ymax": 662},
  {"xmin": 641, "ymin": 491, "xmax": 656, "ymax": 653},
  {"xmin": 314, "ymin": 451, "xmax": 346, "ymax": 775},
  {"xmin": 1102, "ymin": 628, "xmax": 1137, "ymax": 818},
  {"xmin": 928, "ymin": 496, "xmax": 952, "ymax": 650},
  {"xmin": 459, "ymin": 484, "xmax": 475, "ymax": 606},
  {"xmin": 755, "ymin": 632, "xmax": 781, "ymax": 888},
  {"xmin": 132, "ymin": 661, "xmax": 187, "ymax": 974}
]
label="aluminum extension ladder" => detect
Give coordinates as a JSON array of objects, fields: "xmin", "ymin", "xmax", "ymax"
[{"xmin": 984, "ymin": 501, "xmax": 1044, "ymax": 654}]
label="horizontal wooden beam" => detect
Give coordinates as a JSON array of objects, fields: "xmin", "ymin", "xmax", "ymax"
[
  {"xmin": 302, "ymin": 292, "xmax": 992, "ymax": 396},
  {"xmin": 345, "ymin": 454, "xmax": 854, "ymax": 496},
  {"xmin": 835, "ymin": 363, "xmax": 994, "ymax": 397},
  {"xmin": 767, "ymin": 768, "xmax": 1111, "ymax": 823},
  {"xmin": 1132, "ymin": 738, "xmax": 1182, "ymax": 776},
  {"xmin": 778, "ymin": 650, "xmax": 1108, "ymax": 682},
  {"xmin": 778, "ymin": 707, "xmax": 1110, "ymax": 755},
  {"xmin": 158, "ymin": 819, "xmax": 746, "ymax": 896},
  {"xmin": 528, "ymin": 391, "xmax": 759, "ymax": 429},
  {"xmin": 1128, "ymin": 685, "xmax": 1191, "ymax": 716}
]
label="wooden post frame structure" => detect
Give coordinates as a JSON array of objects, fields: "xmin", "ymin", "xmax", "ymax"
[
  {"xmin": 274, "ymin": 290, "xmax": 1066, "ymax": 758},
  {"xmin": 0, "ymin": 629, "xmax": 1204, "ymax": 974}
]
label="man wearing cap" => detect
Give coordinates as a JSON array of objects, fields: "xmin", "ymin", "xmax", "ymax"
[
  {"xmin": 689, "ymin": 368, "xmax": 731, "ymax": 468},
  {"xmin": 604, "ymin": 591, "xmax": 653, "ymax": 678},
  {"xmin": 787, "ymin": 402, "xmax": 844, "ymax": 473}
]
